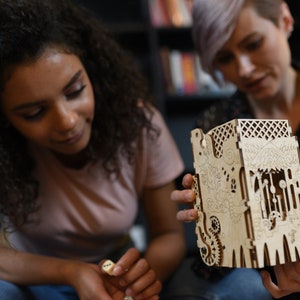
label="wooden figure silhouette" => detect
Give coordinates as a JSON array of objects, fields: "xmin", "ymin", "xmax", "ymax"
[{"xmin": 191, "ymin": 119, "xmax": 300, "ymax": 268}]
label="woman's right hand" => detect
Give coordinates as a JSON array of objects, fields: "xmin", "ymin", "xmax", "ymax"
[
  {"xmin": 170, "ymin": 173, "xmax": 198, "ymax": 222},
  {"xmin": 69, "ymin": 248, "xmax": 161, "ymax": 300}
]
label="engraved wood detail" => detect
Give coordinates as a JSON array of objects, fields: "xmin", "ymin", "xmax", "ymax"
[{"xmin": 191, "ymin": 119, "xmax": 300, "ymax": 268}]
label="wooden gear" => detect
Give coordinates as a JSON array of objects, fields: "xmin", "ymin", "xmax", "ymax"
[{"xmin": 191, "ymin": 119, "xmax": 300, "ymax": 268}]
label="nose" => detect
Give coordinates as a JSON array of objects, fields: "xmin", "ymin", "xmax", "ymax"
[
  {"xmin": 237, "ymin": 55, "xmax": 255, "ymax": 79},
  {"xmin": 53, "ymin": 103, "xmax": 77, "ymax": 132}
]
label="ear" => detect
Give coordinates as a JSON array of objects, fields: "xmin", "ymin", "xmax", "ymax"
[{"xmin": 279, "ymin": 2, "xmax": 294, "ymax": 38}]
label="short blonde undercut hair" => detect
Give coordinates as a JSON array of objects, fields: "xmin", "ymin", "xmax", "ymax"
[{"xmin": 192, "ymin": 0, "xmax": 283, "ymax": 79}]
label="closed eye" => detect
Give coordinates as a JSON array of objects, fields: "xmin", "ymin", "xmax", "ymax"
[
  {"xmin": 22, "ymin": 107, "xmax": 45, "ymax": 120},
  {"xmin": 66, "ymin": 85, "xmax": 86, "ymax": 100},
  {"xmin": 246, "ymin": 38, "xmax": 263, "ymax": 51},
  {"xmin": 215, "ymin": 53, "xmax": 234, "ymax": 66}
]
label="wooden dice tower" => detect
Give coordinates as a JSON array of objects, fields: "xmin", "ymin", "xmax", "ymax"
[{"xmin": 191, "ymin": 119, "xmax": 300, "ymax": 268}]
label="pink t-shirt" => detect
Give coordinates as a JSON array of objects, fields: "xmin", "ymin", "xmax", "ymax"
[{"xmin": 8, "ymin": 108, "xmax": 184, "ymax": 262}]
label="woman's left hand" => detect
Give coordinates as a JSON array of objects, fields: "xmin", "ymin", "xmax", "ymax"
[{"xmin": 261, "ymin": 262, "xmax": 300, "ymax": 298}]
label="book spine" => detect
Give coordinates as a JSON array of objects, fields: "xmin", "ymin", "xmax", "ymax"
[
  {"xmin": 176, "ymin": 0, "xmax": 192, "ymax": 27},
  {"xmin": 158, "ymin": 0, "xmax": 171, "ymax": 27},
  {"xmin": 149, "ymin": 0, "xmax": 170, "ymax": 27},
  {"xmin": 159, "ymin": 47, "xmax": 174, "ymax": 94},
  {"xmin": 169, "ymin": 50, "xmax": 184, "ymax": 94},
  {"xmin": 181, "ymin": 52, "xmax": 198, "ymax": 94},
  {"xmin": 165, "ymin": 0, "xmax": 183, "ymax": 27}
]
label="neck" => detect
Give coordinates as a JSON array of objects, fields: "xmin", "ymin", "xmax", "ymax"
[
  {"xmin": 247, "ymin": 68, "xmax": 300, "ymax": 133},
  {"xmin": 52, "ymin": 150, "xmax": 90, "ymax": 169}
]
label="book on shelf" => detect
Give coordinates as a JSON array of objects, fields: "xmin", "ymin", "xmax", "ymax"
[
  {"xmin": 148, "ymin": 0, "xmax": 170, "ymax": 27},
  {"xmin": 160, "ymin": 48, "xmax": 235, "ymax": 96},
  {"xmin": 165, "ymin": 0, "xmax": 183, "ymax": 27},
  {"xmin": 148, "ymin": 0, "xmax": 192, "ymax": 28},
  {"xmin": 181, "ymin": 52, "xmax": 198, "ymax": 94},
  {"xmin": 159, "ymin": 47, "xmax": 174, "ymax": 94},
  {"xmin": 148, "ymin": 0, "xmax": 165, "ymax": 27},
  {"xmin": 169, "ymin": 50, "xmax": 184, "ymax": 94},
  {"xmin": 175, "ymin": 0, "xmax": 192, "ymax": 27}
]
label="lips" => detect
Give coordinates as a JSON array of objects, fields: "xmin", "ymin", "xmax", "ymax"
[
  {"xmin": 245, "ymin": 75, "xmax": 267, "ymax": 92},
  {"xmin": 57, "ymin": 129, "xmax": 84, "ymax": 144}
]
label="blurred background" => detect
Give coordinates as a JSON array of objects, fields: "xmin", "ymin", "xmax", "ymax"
[
  {"xmin": 73, "ymin": 0, "xmax": 300, "ymax": 255},
  {"xmin": 74, "ymin": 0, "xmax": 300, "ymax": 174}
]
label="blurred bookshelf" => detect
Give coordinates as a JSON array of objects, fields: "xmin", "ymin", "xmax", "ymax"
[{"xmin": 75, "ymin": 0, "xmax": 300, "ymax": 172}]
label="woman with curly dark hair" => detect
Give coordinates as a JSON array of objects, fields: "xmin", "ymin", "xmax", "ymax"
[{"xmin": 0, "ymin": 0, "xmax": 185, "ymax": 299}]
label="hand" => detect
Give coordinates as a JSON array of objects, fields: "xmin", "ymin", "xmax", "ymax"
[
  {"xmin": 99, "ymin": 248, "xmax": 161, "ymax": 300},
  {"xmin": 170, "ymin": 173, "xmax": 198, "ymax": 222},
  {"xmin": 261, "ymin": 262, "xmax": 300, "ymax": 298},
  {"xmin": 66, "ymin": 261, "xmax": 119, "ymax": 300}
]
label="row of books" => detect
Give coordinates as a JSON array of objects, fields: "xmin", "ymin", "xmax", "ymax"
[
  {"xmin": 148, "ymin": 0, "xmax": 193, "ymax": 28},
  {"xmin": 159, "ymin": 48, "xmax": 235, "ymax": 96}
]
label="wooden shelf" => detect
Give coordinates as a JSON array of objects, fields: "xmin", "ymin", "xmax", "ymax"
[{"xmin": 165, "ymin": 92, "xmax": 231, "ymax": 113}]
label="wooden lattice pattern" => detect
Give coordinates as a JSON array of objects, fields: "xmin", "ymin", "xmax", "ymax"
[{"xmin": 191, "ymin": 119, "xmax": 300, "ymax": 268}]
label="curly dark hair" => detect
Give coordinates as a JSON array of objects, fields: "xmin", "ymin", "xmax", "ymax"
[{"xmin": 0, "ymin": 0, "xmax": 159, "ymax": 228}]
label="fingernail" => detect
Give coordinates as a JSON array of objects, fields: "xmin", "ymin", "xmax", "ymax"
[
  {"xmin": 185, "ymin": 190, "xmax": 194, "ymax": 200},
  {"xmin": 125, "ymin": 288, "xmax": 133, "ymax": 295},
  {"xmin": 112, "ymin": 265, "xmax": 122, "ymax": 276}
]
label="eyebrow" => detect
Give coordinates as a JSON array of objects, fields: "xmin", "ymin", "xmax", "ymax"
[
  {"xmin": 238, "ymin": 32, "xmax": 259, "ymax": 47},
  {"xmin": 63, "ymin": 70, "xmax": 83, "ymax": 92},
  {"xmin": 218, "ymin": 32, "xmax": 259, "ymax": 55},
  {"xmin": 12, "ymin": 70, "xmax": 83, "ymax": 112}
]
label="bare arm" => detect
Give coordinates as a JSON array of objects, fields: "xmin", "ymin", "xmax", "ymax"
[
  {"xmin": 142, "ymin": 181, "xmax": 186, "ymax": 282},
  {"xmin": 0, "ymin": 239, "xmax": 160, "ymax": 300},
  {"xmin": 0, "ymin": 240, "xmax": 81, "ymax": 285},
  {"xmin": 0, "ymin": 243, "xmax": 108, "ymax": 299}
]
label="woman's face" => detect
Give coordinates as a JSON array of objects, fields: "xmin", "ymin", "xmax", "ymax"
[
  {"xmin": 1, "ymin": 47, "xmax": 95, "ymax": 155},
  {"xmin": 214, "ymin": 3, "xmax": 293, "ymax": 101}
]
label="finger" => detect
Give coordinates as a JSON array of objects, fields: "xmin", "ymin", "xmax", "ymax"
[
  {"xmin": 144, "ymin": 296, "xmax": 160, "ymax": 300},
  {"xmin": 272, "ymin": 264, "xmax": 300, "ymax": 295},
  {"xmin": 117, "ymin": 259, "xmax": 161, "ymax": 298},
  {"xmin": 170, "ymin": 189, "xmax": 195, "ymax": 204},
  {"xmin": 261, "ymin": 270, "xmax": 289, "ymax": 299},
  {"xmin": 133, "ymin": 279, "xmax": 162, "ymax": 300},
  {"xmin": 182, "ymin": 173, "xmax": 194, "ymax": 188},
  {"xmin": 275, "ymin": 262, "xmax": 300, "ymax": 284},
  {"xmin": 99, "ymin": 259, "xmax": 126, "ymax": 294},
  {"xmin": 113, "ymin": 248, "xmax": 141, "ymax": 276},
  {"xmin": 120, "ymin": 259, "xmax": 152, "ymax": 290},
  {"xmin": 114, "ymin": 258, "xmax": 160, "ymax": 299},
  {"xmin": 176, "ymin": 209, "xmax": 198, "ymax": 222}
]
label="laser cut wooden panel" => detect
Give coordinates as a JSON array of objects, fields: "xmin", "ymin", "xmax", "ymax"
[{"xmin": 191, "ymin": 119, "xmax": 300, "ymax": 268}]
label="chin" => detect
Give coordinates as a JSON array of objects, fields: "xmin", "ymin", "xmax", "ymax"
[{"xmin": 250, "ymin": 88, "xmax": 277, "ymax": 102}]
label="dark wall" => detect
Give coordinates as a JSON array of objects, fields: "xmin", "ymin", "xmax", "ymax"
[
  {"xmin": 286, "ymin": 0, "xmax": 300, "ymax": 61},
  {"xmin": 74, "ymin": 0, "xmax": 144, "ymax": 24}
]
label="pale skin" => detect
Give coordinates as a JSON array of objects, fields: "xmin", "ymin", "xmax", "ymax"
[
  {"xmin": 0, "ymin": 46, "xmax": 185, "ymax": 300},
  {"xmin": 171, "ymin": 2, "xmax": 300, "ymax": 299}
]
